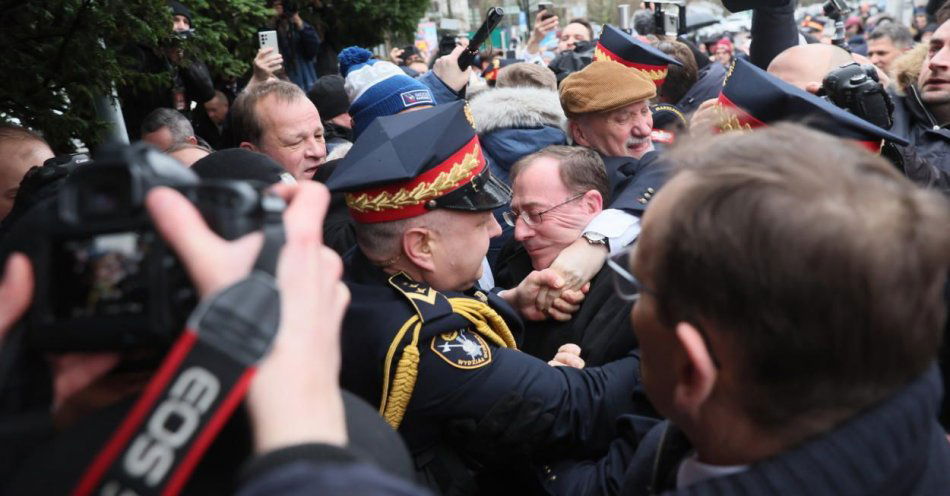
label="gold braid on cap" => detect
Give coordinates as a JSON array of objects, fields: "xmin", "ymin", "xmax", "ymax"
[
  {"xmin": 593, "ymin": 46, "xmax": 669, "ymax": 81},
  {"xmin": 714, "ymin": 102, "xmax": 754, "ymax": 133},
  {"xmin": 379, "ymin": 298, "xmax": 516, "ymax": 429},
  {"xmin": 345, "ymin": 148, "xmax": 481, "ymax": 213}
]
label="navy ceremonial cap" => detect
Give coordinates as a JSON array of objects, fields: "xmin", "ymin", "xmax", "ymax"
[
  {"xmin": 594, "ymin": 24, "xmax": 683, "ymax": 88},
  {"xmin": 716, "ymin": 58, "xmax": 908, "ymax": 151},
  {"xmin": 325, "ymin": 101, "xmax": 511, "ymax": 223}
]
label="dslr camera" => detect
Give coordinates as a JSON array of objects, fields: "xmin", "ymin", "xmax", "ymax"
[
  {"xmin": 817, "ymin": 62, "xmax": 895, "ymax": 130},
  {"xmin": 3, "ymin": 143, "xmax": 283, "ymax": 353},
  {"xmin": 644, "ymin": 0, "xmax": 686, "ymax": 36}
]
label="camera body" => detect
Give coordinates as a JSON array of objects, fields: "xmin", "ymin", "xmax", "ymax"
[
  {"xmin": 647, "ymin": 0, "xmax": 686, "ymax": 36},
  {"xmin": 6, "ymin": 143, "xmax": 279, "ymax": 353},
  {"xmin": 818, "ymin": 62, "xmax": 895, "ymax": 130}
]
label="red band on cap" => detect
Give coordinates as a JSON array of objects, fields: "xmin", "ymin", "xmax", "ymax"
[
  {"xmin": 594, "ymin": 43, "xmax": 668, "ymax": 87},
  {"xmin": 719, "ymin": 93, "xmax": 884, "ymax": 153},
  {"xmin": 345, "ymin": 135, "xmax": 486, "ymax": 223}
]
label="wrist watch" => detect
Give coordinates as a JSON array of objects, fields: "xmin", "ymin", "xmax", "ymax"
[{"xmin": 582, "ymin": 232, "xmax": 608, "ymax": 248}]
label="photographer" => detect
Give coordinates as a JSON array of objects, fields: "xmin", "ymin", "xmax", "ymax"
[
  {"xmin": 118, "ymin": 1, "xmax": 216, "ymax": 141},
  {"xmin": 0, "ymin": 149, "xmax": 417, "ymax": 494},
  {"xmin": 267, "ymin": 0, "xmax": 321, "ymax": 92}
]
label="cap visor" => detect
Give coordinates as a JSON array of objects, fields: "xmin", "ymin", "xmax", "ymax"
[{"xmin": 438, "ymin": 170, "xmax": 511, "ymax": 212}]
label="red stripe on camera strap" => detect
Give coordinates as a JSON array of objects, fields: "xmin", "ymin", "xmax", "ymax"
[{"xmin": 71, "ymin": 328, "xmax": 257, "ymax": 496}]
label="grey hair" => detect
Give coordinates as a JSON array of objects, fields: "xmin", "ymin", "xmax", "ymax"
[
  {"xmin": 868, "ymin": 22, "xmax": 914, "ymax": 49},
  {"xmin": 141, "ymin": 108, "xmax": 195, "ymax": 145}
]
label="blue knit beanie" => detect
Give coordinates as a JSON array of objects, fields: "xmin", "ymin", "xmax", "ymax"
[{"xmin": 338, "ymin": 46, "xmax": 436, "ymax": 138}]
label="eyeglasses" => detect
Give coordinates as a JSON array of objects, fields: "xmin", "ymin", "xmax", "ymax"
[
  {"xmin": 605, "ymin": 245, "xmax": 649, "ymax": 302},
  {"xmin": 503, "ymin": 193, "xmax": 585, "ymax": 227}
]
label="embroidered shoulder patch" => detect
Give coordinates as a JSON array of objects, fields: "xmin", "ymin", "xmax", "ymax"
[{"xmin": 430, "ymin": 328, "xmax": 492, "ymax": 370}]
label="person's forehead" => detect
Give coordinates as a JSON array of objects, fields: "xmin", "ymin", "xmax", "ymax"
[
  {"xmin": 868, "ymin": 37, "xmax": 896, "ymax": 48},
  {"xmin": 0, "ymin": 140, "xmax": 52, "ymax": 181},
  {"xmin": 933, "ymin": 21, "xmax": 950, "ymax": 41},
  {"xmin": 610, "ymin": 100, "xmax": 648, "ymax": 116},
  {"xmin": 514, "ymin": 157, "xmax": 567, "ymax": 193},
  {"xmin": 563, "ymin": 23, "xmax": 590, "ymax": 38},
  {"xmin": 258, "ymin": 95, "xmax": 322, "ymax": 135}
]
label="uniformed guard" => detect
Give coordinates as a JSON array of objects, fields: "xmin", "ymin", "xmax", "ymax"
[{"xmin": 326, "ymin": 101, "xmax": 642, "ymax": 495}]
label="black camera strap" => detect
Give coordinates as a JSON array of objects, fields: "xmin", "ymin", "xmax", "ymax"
[{"xmin": 73, "ymin": 199, "xmax": 286, "ymax": 496}]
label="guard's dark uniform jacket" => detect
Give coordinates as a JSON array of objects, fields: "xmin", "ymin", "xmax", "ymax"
[{"xmin": 341, "ymin": 247, "xmax": 642, "ymax": 494}]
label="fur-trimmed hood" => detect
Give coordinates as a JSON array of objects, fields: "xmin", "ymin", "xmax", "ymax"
[
  {"xmin": 469, "ymin": 86, "xmax": 566, "ymax": 134},
  {"xmin": 891, "ymin": 43, "xmax": 927, "ymax": 95}
]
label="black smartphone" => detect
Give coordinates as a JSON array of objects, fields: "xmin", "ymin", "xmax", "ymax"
[{"xmin": 539, "ymin": 2, "xmax": 554, "ymax": 21}]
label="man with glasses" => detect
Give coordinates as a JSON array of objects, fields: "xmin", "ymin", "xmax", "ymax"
[
  {"xmin": 495, "ymin": 146, "xmax": 637, "ymax": 367},
  {"xmin": 539, "ymin": 123, "xmax": 950, "ymax": 495}
]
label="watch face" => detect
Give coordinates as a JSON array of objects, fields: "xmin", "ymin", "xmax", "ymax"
[{"xmin": 584, "ymin": 233, "xmax": 607, "ymax": 244}]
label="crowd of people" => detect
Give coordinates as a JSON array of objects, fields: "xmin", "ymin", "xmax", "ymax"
[{"xmin": 1, "ymin": 1, "xmax": 950, "ymax": 495}]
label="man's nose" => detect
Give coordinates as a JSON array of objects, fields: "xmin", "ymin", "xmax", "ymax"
[
  {"xmin": 931, "ymin": 46, "xmax": 950, "ymax": 71},
  {"xmin": 632, "ymin": 118, "xmax": 652, "ymax": 136},
  {"xmin": 306, "ymin": 138, "xmax": 327, "ymax": 159},
  {"xmin": 513, "ymin": 216, "xmax": 533, "ymax": 241}
]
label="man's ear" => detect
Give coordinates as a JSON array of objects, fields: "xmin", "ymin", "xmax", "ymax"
[
  {"xmin": 239, "ymin": 141, "xmax": 258, "ymax": 152},
  {"xmin": 671, "ymin": 321, "xmax": 718, "ymax": 417},
  {"xmin": 581, "ymin": 189, "xmax": 603, "ymax": 214},
  {"xmin": 186, "ymin": 135, "xmax": 198, "ymax": 146},
  {"xmin": 402, "ymin": 227, "xmax": 436, "ymax": 273},
  {"xmin": 569, "ymin": 120, "xmax": 590, "ymax": 147}
]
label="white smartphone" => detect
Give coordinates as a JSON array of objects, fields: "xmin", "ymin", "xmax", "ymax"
[{"xmin": 258, "ymin": 30, "xmax": 279, "ymax": 51}]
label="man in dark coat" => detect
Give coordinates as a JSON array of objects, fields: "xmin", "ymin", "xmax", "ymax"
[
  {"xmin": 890, "ymin": 14, "xmax": 950, "ymax": 175},
  {"xmin": 118, "ymin": 1, "xmax": 216, "ymax": 140},
  {"xmin": 541, "ymin": 124, "xmax": 950, "ymax": 495},
  {"xmin": 495, "ymin": 146, "xmax": 635, "ymax": 367}
]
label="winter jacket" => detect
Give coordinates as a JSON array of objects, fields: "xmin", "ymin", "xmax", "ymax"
[
  {"xmin": 890, "ymin": 84, "xmax": 950, "ymax": 175},
  {"xmin": 542, "ymin": 365, "xmax": 950, "ymax": 495},
  {"xmin": 469, "ymin": 87, "xmax": 568, "ymax": 185}
]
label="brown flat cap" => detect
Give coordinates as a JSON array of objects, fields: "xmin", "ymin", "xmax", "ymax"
[{"xmin": 559, "ymin": 61, "xmax": 657, "ymax": 118}]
